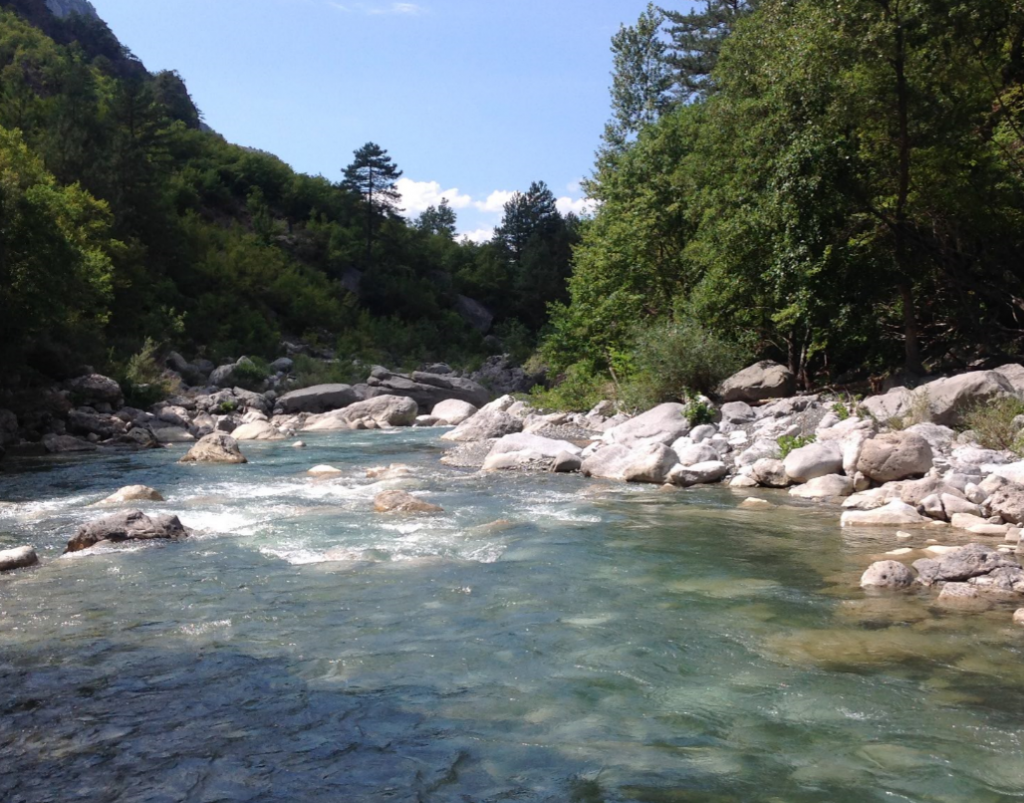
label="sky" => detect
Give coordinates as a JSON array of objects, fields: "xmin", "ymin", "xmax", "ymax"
[{"xmin": 87, "ymin": 0, "xmax": 685, "ymax": 241}]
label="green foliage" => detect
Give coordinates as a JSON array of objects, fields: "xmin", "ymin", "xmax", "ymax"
[
  {"xmin": 961, "ymin": 397, "xmax": 1024, "ymax": 454},
  {"xmin": 777, "ymin": 434, "xmax": 816, "ymax": 459},
  {"xmin": 215, "ymin": 399, "xmax": 238, "ymax": 414},
  {"xmin": 117, "ymin": 337, "xmax": 171, "ymax": 408},
  {"xmin": 291, "ymin": 354, "xmax": 363, "ymax": 388},
  {"xmin": 683, "ymin": 394, "xmax": 716, "ymax": 427},
  {"xmin": 617, "ymin": 316, "xmax": 750, "ymax": 410},
  {"xmin": 529, "ymin": 363, "xmax": 610, "ymax": 412},
  {"xmin": 231, "ymin": 357, "xmax": 270, "ymax": 391}
]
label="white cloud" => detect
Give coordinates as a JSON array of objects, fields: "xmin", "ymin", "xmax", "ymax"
[
  {"xmin": 556, "ymin": 196, "xmax": 597, "ymax": 217},
  {"xmin": 396, "ymin": 178, "xmax": 472, "ymax": 214},
  {"xmin": 474, "ymin": 190, "xmax": 515, "ymax": 214},
  {"xmin": 566, "ymin": 179, "xmax": 583, "ymax": 194},
  {"xmin": 459, "ymin": 228, "xmax": 493, "ymax": 245},
  {"xmin": 327, "ymin": 1, "xmax": 425, "ymax": 13}
]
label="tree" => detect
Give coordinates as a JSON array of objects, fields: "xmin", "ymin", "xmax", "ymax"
[
  {"xmin": 416, "ymin": 197, "xmax": 457, "ymax": 238},
  {"xmin": 602, "ymin": 3, "xmax": 673, "ymax": 153},
  {"xmin": 341, "ymin": 141, "xmax": 402, "ymax": 267},
  {"xmin": 661, "ymin": 0, "xmax": 759, "ymax": 100}
]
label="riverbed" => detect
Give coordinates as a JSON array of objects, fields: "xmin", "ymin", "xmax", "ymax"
[{"xmin": 2, "ymin": 429, "xmax": 1024, "ymax": 802}]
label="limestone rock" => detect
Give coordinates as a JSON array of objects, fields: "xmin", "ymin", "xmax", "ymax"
[
  {"xmin": 739, "ymin": 497, "xmax": 774, "ymax": 510},
  {"xmin": 482, "ymin": 433, "xmax": 582, "ymax": 472},
  {"xmin": 603, "ymin": 403, "xmax": 690, "ymax": 449},
  {"xmin": 66, "ymin": 510, "xmax": 189, "ymax": 553},
  {"xmin": 674, "ymin": 441, "xmax": 720, "ymax": 467},
  {"xmin": 0, "ymin": 546, "xmax": 38, "ymax": 572},
  {"xmin": 276, "ymin": 384, "xmax": 360, "ymax": 415},
  {"xmin": 859, "ymin": 387, "xmax": 913, "ymax": 425},
  {"xmin": 783, "ymin": 440, "xmax": 843, "ymax": 483},
  {"xmin": 441, "ymin": 409, "xmax": 523, "ymax": 442},
  {"xmin": 720, "ymin": 401, "xmax": 756, "ymax": 424},
  {"xmin": 789, "ymin": 474, "xmax": 854, "ymax": 499},
  {"xmin": 841, "ymin": 500, "xmax": 929, "ymax": 527},
  {"xmin": 751, "ymin": 458, "xmax": 790, "ymax": 488},
  {"xmin": 373, "ymin": 490, "xmax": 443, "ymax": 514},
  {"xmin": 856, "ymin": 432, "xmax": 934, "ymax": 483},
  {"xmin": 304, "ymin": 395, "xmax": 419, "ymax": 431},
  {"xmin": 917, "ymin": 371, "xmax": 1017, "ymax": 427},
  {"xmin": 718, "ymin": 361, "xmax": 796, "ymax": 403},
  {"xmin": 988, "ymin": 482, "xmax": 1024, "ymax": 525},
  {"xmin": 431, "ymin": 399, "xmax": 479, "ymax": 426},
  {"xmin": 551, "ymin": 451, "xmax": 583, "ymax": 473},
  {"xmin": 42, "ymin": 433, "xmax": 97, "ymax": 453},
  {"xmin": 860, "ymin": 560, "xmax": 914, "ymax": 590},
  {"xmin": 97, "ymin": 485, "xmax": 164, "ymax": 504},
  {"xmin": 912, "ymin": 543, "xmax": 1016, "ymax": 585},
  {"xmin": 307, "ymin": 465, "xmax": 342, "ymax": 477},
  {"xmin": 179, "ymin": 433, "xmax": 247, "ymax": 464},
  {"xmin": 66, "ymin": 373, "xmax": 123, "ymax": 408},
  {"xmin": 366, "ymin": 464, "xmax": 415, "ymax": 479},
  {"xmin": 581, "ymin": 444, "xmax": 635, "ymax": 481},
  {"xmin": 231, "ymin": 420, "xmax": 286, "ymax": 441},
  {"xmin": 366, "ymin": 367, "xmax": 490, "ymax": 410},
  {"xmin": 669, "ymin": 460, "xmax": 729, "ymax": 487},
  {"xmin": 622, "ymin": 443, "xmax": 678, "ymax": 484},
  {"xmin": 1014, "ymin": 608, "xmax": 1024, "ymax": 626}
]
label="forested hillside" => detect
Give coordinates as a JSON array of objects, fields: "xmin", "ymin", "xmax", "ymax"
[
  {"xmin": 541, "ymin": 0, "xmax": 1024, "ymax": 407},
  {"xmin": 0, "ymin": 0, "xmax": 577, "ymax": 385}
]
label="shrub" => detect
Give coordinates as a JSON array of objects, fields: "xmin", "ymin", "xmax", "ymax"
[
  {"xmin": 529, "ymin": 362, "xmax": 611, "ymax": 412},
  {"xmin": 232, "ymin": 356, "xmax": 270, "ymax": 391},
  {"xmin": 684, "ymin": 394, "xmax": 716, "ymax": 427},
  {"xmin": 777, "ymin": 434, "xmax": 816, "ymax": 459},
  {"xmin": 617, "ymin": 317, "xmax": 750, "ymax": 410},
  {"xmin": 292, "ymin": 354, "xmax": 363, "ymax": 388},
  {"xmin": 961, "ymin": 396, "xmax": 1024, "ymax": 454},
  {"xmin": 117, "ymin": 338, "xmax": 171, "ymax": 408}
]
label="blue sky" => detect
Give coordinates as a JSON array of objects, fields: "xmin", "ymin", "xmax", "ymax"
[{"xmin": 89, "ymin": 0, "xmax": 687, "ymax": 240}]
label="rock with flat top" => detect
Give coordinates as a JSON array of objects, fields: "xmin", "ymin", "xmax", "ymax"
[
  {"xmin": 789, "ymin": 474, "xmax": 854, "ymax": 499},
  {"xmin": 783, "ymin": 441, "xmax": 843, "ymax": 483},
  {"xmin": 431, "ymin": 399, "xmax": 479, "ymax": 426},
  {"xmin": 718, "ymin": 361, "xmax": 795, "ymax": 403},
  {"xmin": 670, "ymin": 461, "xmax": 729, "ymax": 487},
  {"xmin": 482, "ymin": 433, "xmax": 581, "ymax": 472},
  {"xmin": 622, "ymin": 443, "xmax": 679, "ymax": 484},
  {"xmin": 231, "ymin": 420, "xmax": 286, "ymax": 441},
  {"xmin": 304, "ymin": 394, "xmax": 418, "ymax": 431},
  {"xmin": 441, "ymin": 408, "xmax": 522, "ymax": 442},
  {"xmin": 912, "ymin": 543, "xmax": 1017, "ymax": 585},
  {"xmin": 988, "ymin": 482, "xmax": 1024, "ymax": 525},
  {"xmin": 841, "ymin": 500, "xmax": 929, "ymax": 527},
  {"xmin": 276, "ymin": 384, "xmax": 360, "ymax": 415},
  {"xmin": 856, "ymin": 432, "xmax": 934, "ymax": 483},
  {"xmin": 602, "ymin": 403, "xmax": 690, "ymax": 449},
  {"xmin": 66, "ymin": 510, "xmax": 189, "ymax": 553}
]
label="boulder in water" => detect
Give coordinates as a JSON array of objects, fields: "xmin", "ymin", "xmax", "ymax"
[
  {"xmin": 97, "ymin": 485, "xmax": 164, "ymax": 505},
  {"xmin": 0, "ymin": 546, "xmax": 39, "ymax": 572},
  {"xmin": 65, "ymin": 510, "xmax": 189, "ymax": 553},
  {"xmin": 373, "ymin": 490, "xmax": 443, "ymax": 514},
  {"xmin": 179, "ymin": 433, "xmax": 247, "ymax": 464}
]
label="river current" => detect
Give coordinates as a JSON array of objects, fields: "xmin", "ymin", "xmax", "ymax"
[{"xmin": 2, "ymin": 429, "xmax": 1024, "ymax": 802}]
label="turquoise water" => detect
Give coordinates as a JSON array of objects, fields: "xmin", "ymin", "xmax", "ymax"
[{"xmin": 2, "ymin": 429, "xmax": 1024, "ymax": 802}]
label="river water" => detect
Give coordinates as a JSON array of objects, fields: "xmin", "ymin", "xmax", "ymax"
[{"xmin": 2, "ymin": 429, "xmax": 1024, "ymax": 802}]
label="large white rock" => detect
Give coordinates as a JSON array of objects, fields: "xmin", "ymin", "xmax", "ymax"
[
  {"xmin": 783, "ymin": 440, "xmax": 843, "ymax": 483},
  {"xmin": 431, "ymin": 399, "xmax": 479, "ymax": 426},
  {"xmin": 674, "ymin": 442, "xmax": 720, "ymax": 467},
  {"xmin": 789, "ymin": 474, "xmax": 854, "ymax": 499},
  {"xmin": 917, "ymin": 371, "xmax": 1017, "ymax": 426},
  {"xmin": 304, "ymin": 395, "xmax": 418, "ymax": 431},
  {"xmin": 602, "ymin": 403, "xmax": 690, "ymax": 449},
  {"xmin": 440, "ymin": 409, "xmax": 523, "ymax": 442},
  {"xmin": 841, "ymin": 500, "xmax": 929, "ymax": 527},
  {"xmin": 751, "ymin": 458, "xmax": 790, "ymax": 488},
  {"xmin": 97, "ymin": 485, "xmax": 164, "ymax": 505},
  {"xmin": 231, "ymin": 420, "xmax": 286, "ymax": 441},
  {"xmin": 856, "ymin": 432, "xmax": 934, "ymax": 483},
  {"xmin": 276, "ymin": 384, "xmax": 360, "ymax": 415},
  {"xmin": 718, "ymin": 361, "xmax": 796, "ymax": 403},
  {"xmin": 580, "ymin": 444, "xmax": 635, "ymax": 481},
  {"xmin": 622, "ymin": 443, "xmax": 679, "ymax": 484},
  {"xmin": 859, "ymin": 388, "xmax": 913, "ymax": 425},
  {"xmin": 482, "ymin": 433, "xmax": 582, "ymax": 472},
  {"xmin": 179, "ymin": 433, "xmax": 247, "ymax": 464},
  {"xmin": 860, "ymin": 560, "xmax": 915, "ymax": 589},
  {"xmin": 670, "ymin": 461, "xmax": 729, "ymax": 487}
]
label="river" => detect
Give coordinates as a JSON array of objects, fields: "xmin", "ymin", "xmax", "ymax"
[{"xmin": 2, "ymin": 429, "xmax": 1023, "ymax": 802}]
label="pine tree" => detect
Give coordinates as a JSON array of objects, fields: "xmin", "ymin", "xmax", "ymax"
[
  {"xmin": 661, "ymin": 0, "xmax": 759, "ymax": 100},
  {"xmin": 341, "ymin": 141, "xmax": 402, "ymax": 267}
]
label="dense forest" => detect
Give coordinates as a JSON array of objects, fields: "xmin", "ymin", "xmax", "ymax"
[
  {"xmin": 0, "ymin": 0, "xmax": 578, "ymax": 385},
  {"xmin": 545, "ymin": 0, "xmax": 1024, "ymax": 406},
  {"xmin": 1, "ymin": 0, "xmax": 1023, "ymax": 407}
]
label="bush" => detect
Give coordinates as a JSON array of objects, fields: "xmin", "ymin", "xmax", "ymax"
[
  {"xmin": 961, "ymin": 396, "xmax": 1024, "ymax": 454},
  {"xmin": 617, "ymin": 317, "xmax": 750, "ymax": 410},
  {"xmin": 529, "ymin": 362, "xmax": 611, "ymax": 412},
  {"xmin": 684, "ymin": 394, "xmax": 717, "ymax": 427},
  {"xmin": 292, "ymin": 354, "xmax": 363, "ymax": 388},
  {"xmin": 232, "ymin": 356, "xmax": 270, "ymax": 391},
  {"xmin": 116, "ymin": 338, "xmax": 172, "ymax": 408},
  {"xmin": 777, "ymin": 434, "xmax": 816, "ymax": 459}
]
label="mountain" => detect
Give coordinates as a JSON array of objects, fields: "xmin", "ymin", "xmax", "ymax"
[{"xmin": 45, "ymin": 0, "xmax": 96, "ymax": 19}]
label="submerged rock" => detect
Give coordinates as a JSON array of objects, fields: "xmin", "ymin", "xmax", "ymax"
[
  {"xmin": 179, "ymin": 433, "xmax": 247, "ymax": 464},
  {"xmin": 841, "ymin": 500, "xmax": 929, "ymax": 527},
  {"xmin": 373, "ymin": 490, "xmax": 443, "ymax": 514},
  {"xmin": 97, "ymin": 485, "xmax": 164, "ymax": 505},
  {"xmin": 65, "ymin": 510, "xmax": 189, "ymax": 553},
  {"xmin": 0, "ymin": 546, "xmax": 39, "ymax": 572}
]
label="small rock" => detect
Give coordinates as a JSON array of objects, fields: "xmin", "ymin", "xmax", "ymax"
[
  {"xmin": 97, "ymin": 485, "xmax": 164, "ymax": 505},
  {"xmin": 551, "ymin": 451, "xmax": 582, "ymax": 473},
  {"xmin": 841, "ymin": 500, "xmax": 929, "ymax": 528},
  {"xmin": 739, "ymin": 497, "xmax": 774, "ymax": 510},
  {"xmin": 1013, "ymin": 609, "xmax": 1024, "ymax": 626},
  {"xmin": 293, "ymin": 441, "xmax": 306, "ymax": 449},
  {"xmin": 373, "ymin": 490, "xmax": 443, "ymax": 514},
  {"xmin": 860, "ymin": 560, "xmax": 915, "ymax": 589},
  {"xmin": 179, "ymin": 433, "xmax": 247, "ymax": 464},
  {"xmin": 308, "ymin": 465, "xmax": 343, "ymax": 477},
  {"xmin": 366, "ymin": 464, "xmax": 415, "ymax": 479},
  {"xmin": 0, "ymin": 546, "xmax": 38, "ymax": 572}
]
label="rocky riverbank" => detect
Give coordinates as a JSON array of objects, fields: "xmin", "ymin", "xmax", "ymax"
[{"xmin": 4, "ymin": 356, "xmax": 1024, "ymax": 625}]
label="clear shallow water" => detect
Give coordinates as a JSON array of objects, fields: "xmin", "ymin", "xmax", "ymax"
[{"xmin": 2, "ymin": 430, "xmax": 1024, "ymax": 802}]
